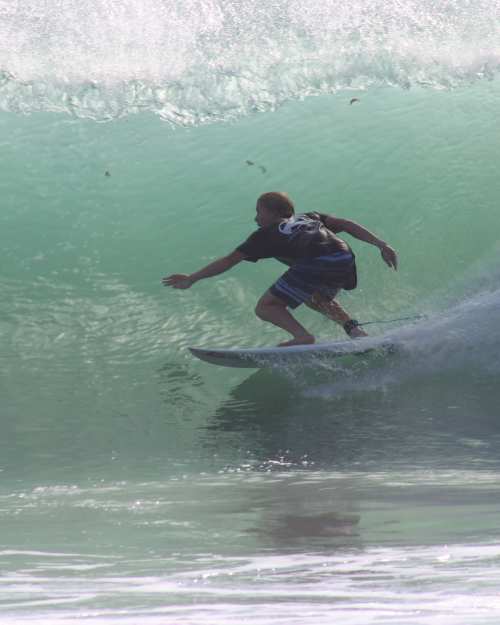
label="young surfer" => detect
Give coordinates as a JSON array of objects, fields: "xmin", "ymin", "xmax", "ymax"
[{"xmin": 163, "ymin": 192, "xmax": 398, "ymax": 346}]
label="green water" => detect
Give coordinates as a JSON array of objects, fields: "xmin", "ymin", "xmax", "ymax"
[
  {"xmin": 2, "ymin": 80, "xmax": 500, "ymax": 623},
  {"xmin": 2, "ymin": 82, "xmax": 500, "ymax": 478}
]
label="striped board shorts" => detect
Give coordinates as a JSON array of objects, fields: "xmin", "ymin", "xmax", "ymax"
[{"xmin": 269, "ymin": 252, "xmax": 357, "ymax": 309}]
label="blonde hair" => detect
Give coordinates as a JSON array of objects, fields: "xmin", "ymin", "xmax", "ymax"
[{"xmin": 256, "ymin": 192, "xmax": 295, "ymax": 218}]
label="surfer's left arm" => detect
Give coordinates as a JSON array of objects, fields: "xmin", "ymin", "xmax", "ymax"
[
  {"xmin": 325, "ymin": 216, "xmax": 398, "ymax": 270},
  {"xmin": 162, "ymin": 250, "xmax": 246, "ymax": 289}
]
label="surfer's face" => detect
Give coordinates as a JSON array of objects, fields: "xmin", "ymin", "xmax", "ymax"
[{"xmin": 255, "ymin": 203, "xmax": 280, "ymax": 228}]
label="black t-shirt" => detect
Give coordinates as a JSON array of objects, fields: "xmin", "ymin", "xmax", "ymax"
[{"xmin": 236, "ymin": 212, "xmax": 350, "ymax": 263}]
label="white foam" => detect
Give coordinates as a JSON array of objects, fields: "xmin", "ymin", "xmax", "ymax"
[{"xmin": 1, "ymin": 0, "xmax": 499, "ymax": 121}]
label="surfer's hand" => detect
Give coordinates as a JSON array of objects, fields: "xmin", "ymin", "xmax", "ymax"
[
  {"xmin": 162, "ymin": 274, "xmax": 194, "ymax": 289},
  {"xmin": 380, "ymin": 244, "xmax": 398, "ymax": 270}
]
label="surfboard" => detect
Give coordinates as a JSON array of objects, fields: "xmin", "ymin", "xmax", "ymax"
[{"xmin": 189, "ymin": 335, "xmax": 396, "ymax": 368}]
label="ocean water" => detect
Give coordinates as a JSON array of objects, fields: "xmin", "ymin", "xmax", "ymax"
[{"xmin": 2, "ymin": 1, "xmax": 500, "ymax": 623}]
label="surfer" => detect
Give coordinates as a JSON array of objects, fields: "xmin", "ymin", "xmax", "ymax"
[{"xmin": 163, "ymin": 192, "xmax": 398, "ymax": 346}]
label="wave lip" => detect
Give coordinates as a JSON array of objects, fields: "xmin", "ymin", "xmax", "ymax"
[{"xmin": 1, "ymin": 0, "xmax": 500, "ymax": 122}]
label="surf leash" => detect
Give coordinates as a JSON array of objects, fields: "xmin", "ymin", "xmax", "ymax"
[{"xmin": 358, "ymin": 314, "xmax": 426, "ymax": 327}]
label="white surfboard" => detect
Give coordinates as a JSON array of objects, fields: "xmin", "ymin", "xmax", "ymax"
[{"xmin": 189, "ymin": 335, "xmax": 396, "ymax": 368}]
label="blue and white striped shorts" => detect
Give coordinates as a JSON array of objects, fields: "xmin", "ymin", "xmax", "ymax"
[{"xmin": 269, "ymin": 252, "xmax": 356, "ymax": 309}]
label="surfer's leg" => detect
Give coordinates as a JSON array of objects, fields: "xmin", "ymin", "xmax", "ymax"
[
  {"xmin": 255, "ymin": 290, "xmax": 315, "ymax": 346},
  {"xmin": 307, "ymin": 292, "xmax": 368, "ymax": 338}
]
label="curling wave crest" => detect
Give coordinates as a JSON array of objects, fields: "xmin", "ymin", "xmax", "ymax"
[{"xmin": 1, "ymin": 0, "xmax": 500, "ymax": 123}]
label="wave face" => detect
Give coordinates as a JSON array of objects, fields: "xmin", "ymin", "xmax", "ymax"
[
  {"xmin": 1, "ymin": 77, "xmax": 500, "ymax": 479},
  {"xmin": 1, "ymin": 0, "xmax": 500, "ymax": 122}
]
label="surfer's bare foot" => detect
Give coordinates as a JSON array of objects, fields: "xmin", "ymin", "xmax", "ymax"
[
  {"xmin": 278, "ymin": 334, "xmax": 315, "ymax": 347},
  {"xmin": 348, "ymin": 326, "xmax": 368, "ymax": 338}
]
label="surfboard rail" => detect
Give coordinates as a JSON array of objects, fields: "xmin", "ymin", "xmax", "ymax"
[{"xmin": 189, "ymin": 337, "xmax": 396, "ymax": 368}]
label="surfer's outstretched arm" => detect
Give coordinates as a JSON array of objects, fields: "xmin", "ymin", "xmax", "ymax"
[
  {"xmin": 162, "ymin": 249, "xmax": 245, "ymax": 289},
  {"xmin": 325, "ymin": 217, "xmax": 398, "ymax": 270}
]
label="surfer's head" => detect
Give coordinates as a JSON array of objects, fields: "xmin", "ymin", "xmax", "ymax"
[{"xmin": 255, "ymin": 192, "xmax": 294, "ymax": 227}]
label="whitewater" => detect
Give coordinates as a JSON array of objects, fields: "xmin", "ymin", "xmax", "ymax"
[{"xmin": 1, "ymin": 1, "xmax": 500, "ymax": 623}]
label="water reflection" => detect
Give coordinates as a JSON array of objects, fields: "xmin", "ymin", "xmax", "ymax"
[{"xmin": 202, "ymin": 366, "xmax": 500, "ymax": 472}]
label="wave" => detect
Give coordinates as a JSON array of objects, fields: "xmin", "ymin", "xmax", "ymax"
[{"xmin": 1, "ymin": 0, "xmax": 500, "ymax": 122}]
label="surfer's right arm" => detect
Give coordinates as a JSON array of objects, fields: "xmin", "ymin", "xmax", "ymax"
[
  {"xmin": 162, "ymin": 250, "xmax": 246, "ymax": 289},
  {"xmin": 325, "ymin": 216, "xmax": 398, "ymax": 270}
]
